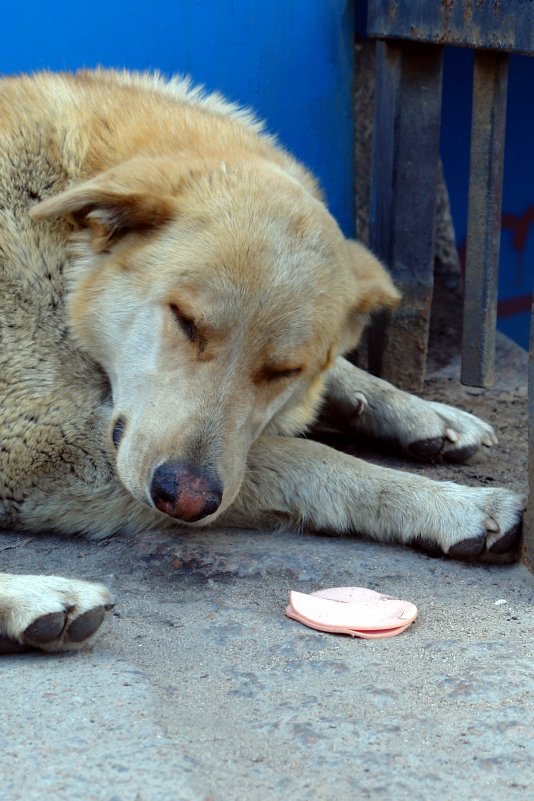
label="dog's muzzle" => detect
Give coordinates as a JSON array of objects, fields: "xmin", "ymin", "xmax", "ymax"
[{"xmin": 149, "ymin": 460, "xmax": 223, "ymax": 522}]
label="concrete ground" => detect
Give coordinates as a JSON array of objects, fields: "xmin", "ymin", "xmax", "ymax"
[{"xmin": 1, "ymin": 334, "xmax": 533, "ymax": 801}]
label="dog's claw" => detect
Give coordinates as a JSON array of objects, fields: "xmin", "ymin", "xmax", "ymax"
[{"xmin": 445, "ymin": 428, "xmax": 458, "ymax": 443}]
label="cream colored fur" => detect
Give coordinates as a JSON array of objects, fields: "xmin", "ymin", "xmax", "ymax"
[{"xmin": 0, "ymin": 70, "xmax": 522, "ymax": 652}]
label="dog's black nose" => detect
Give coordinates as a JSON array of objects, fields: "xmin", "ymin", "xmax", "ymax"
[{"xmin": 150, "ymin": 460, "xmax": 223, "ymax": 522}]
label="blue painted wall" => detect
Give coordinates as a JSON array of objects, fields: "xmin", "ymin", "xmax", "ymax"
[{"xmin": 0, "ymin": 0, "xmax": 355, "ymax": 236}]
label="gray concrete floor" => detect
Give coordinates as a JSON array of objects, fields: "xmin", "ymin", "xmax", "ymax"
[{"xmin": 1, "ymin": 337, "xmax": 533, "ymax": 801}]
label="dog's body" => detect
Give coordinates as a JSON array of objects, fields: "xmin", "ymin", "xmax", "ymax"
[{"xmin": 0, "ymin": 70, "xmax": 522, "ymax": 652}]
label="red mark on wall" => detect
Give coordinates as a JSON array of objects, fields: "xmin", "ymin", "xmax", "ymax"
[
  {"xmin": 497, "ymin": 294, "xmax": 532, "ymax": 317},
  {"xmin": 457, "ymin": 204, "xmax": 534, "ymax": 318},
  {"xmin": 501, "ymin": 204, "xmax": 534, "ymax": 287}
]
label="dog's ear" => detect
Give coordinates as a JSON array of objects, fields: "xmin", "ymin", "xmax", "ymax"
[
  {"xmin": 337, "ymin": 240, "xmax": 400, "ymax": 354},
  {"xmin": 348, "ymin": 240, "xmax": 400, "ymax": 313},
  {"xmin": 30, "ymin": 167, "xmax": 175, "ymax": 252}
]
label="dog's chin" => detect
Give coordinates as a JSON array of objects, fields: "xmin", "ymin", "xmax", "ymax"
[{"xmin": 163, "ymin": 511, "xmax": 220, "ymax": 527}]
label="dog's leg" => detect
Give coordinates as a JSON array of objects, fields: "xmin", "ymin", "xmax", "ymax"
[
  {"xmin": 319, "ymin": 356, "xmax": 498, "ymax": 462},
  {"xmin": 0, "ymin": 573, "xmax": 113, "ymax": 654},
  {"xmin": 223, "ymin": 437, "xmax": 522, "ymax": 558}
]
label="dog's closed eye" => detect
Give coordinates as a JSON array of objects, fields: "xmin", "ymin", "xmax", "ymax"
[
  {"xmin": 169, "ymin": 304, "xmax": 197, "ymax": 343},
  {"xmin": 112, "ymin": 416, "xmax": 126, "ymax": 448},
  {"xmin": 255, "ymin": 366, "xmax": 303, "ymax": 384}
]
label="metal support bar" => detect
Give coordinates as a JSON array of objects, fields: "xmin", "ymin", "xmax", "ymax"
[
  {"xmin": 367, "ymin": 0, "xmax": 534, "ymax": 56},
  {"xmin": 461, "ymin": 51, "xmax": 509, "ymax": 387},
  {"xmin": 369, "ymin": 40, "xmax": 443, "ymax": 392}
]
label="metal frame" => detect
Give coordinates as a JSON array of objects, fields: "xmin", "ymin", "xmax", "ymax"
[
  {"xmin": 368, "ymin": 40, "xmax": 442, "ymax": 392},
  {"xmin": 461, "ymin": 51, "xmax": 508, "ymax": 387},
  {"xmin": 365, "ymin": 0, "xmax": 534, "ymax": 567}
]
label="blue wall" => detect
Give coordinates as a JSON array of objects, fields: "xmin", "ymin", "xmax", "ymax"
[{"xmin": 0, "ymin": 0, "xmax": 355, "ymax": 236}]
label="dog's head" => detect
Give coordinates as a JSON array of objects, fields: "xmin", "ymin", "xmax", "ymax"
[{"xmin": 31, "ymin": 155, "xmax": 399, "ymax": 524}]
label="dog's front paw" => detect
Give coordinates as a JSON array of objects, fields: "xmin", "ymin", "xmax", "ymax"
[
  {"xmin": 322, "ymin": 361, "xmax": 498, "ymax": 464},
  {"xmin": 406, "ymin": 400, "xmax": 498, "ymax": 463},
  {"xmin": 0, "ymin": 575, "xmax": 113, "ymax": 654},
  {"xmin": 413, "ymin": 485, "xmax": 523, "ymax": 560}
]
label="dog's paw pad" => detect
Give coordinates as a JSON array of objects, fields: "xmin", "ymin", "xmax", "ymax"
[
  {"xmin": 488, "ymin": 522, "xmax": 522, "ymax": 554},
  {"xmin": 408, "ymin": 432, "xmax": 491, "ymax": 465},
  {"xmin": 408, "ymin": 437, "xmax": 445, "ymax": 460},
  {"xmin": 442, "ymin": 443, "xmax": 480, "ymax": 464},
  {"xmin": 413, "ymin": 536, "xmax": 446, "ymax": 557},
  {"xmin": 24, "ymin": 611, "xmax": 67, "ymax": 644},
  {"xmin": 67, "ymin": 605, "xmax": 108, "ymax": 642},
  {"xmin": 448, "ymin": 534, "xmax": 486, "ymax": 558},
  {"xmin": 0, "ymin": 635, "xmax": 29, "ymax": 655}
]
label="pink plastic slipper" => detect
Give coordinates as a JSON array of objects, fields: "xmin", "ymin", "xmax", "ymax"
[{"xmin": 285, "ymin": 587, "xmax": 418, "ymax": 639}]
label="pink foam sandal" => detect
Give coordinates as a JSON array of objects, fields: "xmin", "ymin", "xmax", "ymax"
[{"xmin": 286, "ymin": 587, "xmax": 418, "ymax": 639}]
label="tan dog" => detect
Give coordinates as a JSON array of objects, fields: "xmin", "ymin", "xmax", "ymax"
[{"xmin": 0, "ymin": 70, "xmax": 522, "ymax": 652}]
